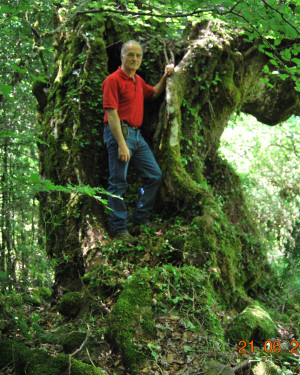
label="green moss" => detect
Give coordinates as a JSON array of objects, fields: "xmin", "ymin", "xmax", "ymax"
[
  {"xmin": 107, "ymin": 273, "xmax": 154, "ymax": 373},
  {"xmin": 0, "ymin": 339, "xmax": 106, "ymax": 375},
  {"xmin": 62, "ymin": 331, "xmax": 87, "ymax": 354},
  {"xmin": 182, "ymin": 214, "xmax": 245, "ymax": 306},
  {"xmin": 26, "ymin": 351, "xmax": 105, "ymax": 375},
  {"xmin": 25, "ymin": 349, "xmax": 54, "ymax": 375},
  {"xmin": 0, "ymin": 341, "xmax": 106, "ymax": 375},
  {"xmin": 51, "ymin": 354, "xmax": 105, "ymax": 375},
  {"xmin": 166, "ymin": 232, "xmax": 185, "ymax": 250},
  {"xmin": 58, "ymin": 292, "xmax": 83, "ymax": 318},
  {"xmin": 0, "ymin": 339, "xmax": 30, "ymax": 375},
  {"xmin": 38, "ymin": 286, "xmax": 52, "ymax": 301},
  {"xmin": 226, "ymin": 305, "xmax": 278, "ymax": 344}
]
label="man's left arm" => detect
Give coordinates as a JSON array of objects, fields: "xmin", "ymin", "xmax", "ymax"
[{"xmin": 153, "ymin": 64, "xmax": 174, "ymax": 99}]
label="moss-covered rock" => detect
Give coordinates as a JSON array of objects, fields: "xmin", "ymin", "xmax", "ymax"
[
  {"xmin": 0, "ymin": 339, "xmax": 30, "ymax": 375},
  {"xmin": 58, "ymin": 292, "xmax": 84, "ymax": 318},
  {"xmin": 48, "ymin": 354, "xmax": 104, "ymax": 375},
  {"xmin": 106, "ymin": 272, "xmax": 155, "ymax": 373},
  {"xmin": 25, "ymin": 349, "xmax": 54, "ymax": 375},
  {"xmin": 26, "ymin": 352, "xmax": 105, "ymax": 375},
  {"xmin": 0, "ymin": 341, "xmax": 106, "ymax": 375},
  {"xmin": 62, "ymin": 331, "xmax": 87, "ymax": 354},
  {"xmin": 225, "ymin": 305, "xmax": 278, "ymax": 344}
]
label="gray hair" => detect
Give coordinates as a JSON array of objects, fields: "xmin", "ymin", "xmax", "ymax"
[{"xmin": 121, "ymin": 40, "xmax": 143, "ymax": 56}]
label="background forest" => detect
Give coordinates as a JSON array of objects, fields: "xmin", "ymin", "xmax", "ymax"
[{"xmin": 0, "ymin": 0, "xmax": 299, "ymax": 375}]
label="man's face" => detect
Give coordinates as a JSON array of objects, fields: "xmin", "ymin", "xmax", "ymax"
[{"xmin": 121, "ymin": 42, "xmax": 143, "ymax": 74}]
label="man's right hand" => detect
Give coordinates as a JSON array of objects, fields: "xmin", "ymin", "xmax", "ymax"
[
  {"xmin": 118, "ymin": 143, "xmax": 130, "ymax": 162},
  {"xmin": 106, "ymin": 108, "xmax": 130, "ymax": 162}
]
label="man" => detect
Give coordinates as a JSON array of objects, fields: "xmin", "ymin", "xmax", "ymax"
[{"xmin": 102, "ymin": 40, "xmax": 174, "ymax": 243}]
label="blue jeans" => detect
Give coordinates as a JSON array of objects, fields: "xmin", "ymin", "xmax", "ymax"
[{"xmin": 103, "ymin": 124, "xmax": 162, "ymax": 234}]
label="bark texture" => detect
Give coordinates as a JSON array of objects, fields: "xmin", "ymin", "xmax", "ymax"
[
  {"xmin": 35, "ymin": 13, "xmax": 109, "ymax": 291},
  {"xmin": 152, "ymin": 21, "xmax": 299, "ymax": 295}
]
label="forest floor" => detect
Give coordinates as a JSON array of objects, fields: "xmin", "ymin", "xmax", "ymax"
[
  {"xmin": 1, "ymin": 294, "xmax": 299, "ymax": 375},
  {"xmin": 1, "ymin": 218, "xmax": 299, "ymax": 375}
]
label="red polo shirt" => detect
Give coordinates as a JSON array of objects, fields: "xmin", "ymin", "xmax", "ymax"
[{"xmin": 102, "ymin": 67, "xmax": 154, "ymax": 127}]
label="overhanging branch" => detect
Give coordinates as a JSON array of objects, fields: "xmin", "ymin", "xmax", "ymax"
[{"xmin": 261, "ymin": 0, "xmax": 299, "ymax": 35}]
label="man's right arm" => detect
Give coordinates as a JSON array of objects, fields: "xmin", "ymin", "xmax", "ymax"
[{"xmin": 106, "ymin": 108, "xmax": 130, "ymax": 162}]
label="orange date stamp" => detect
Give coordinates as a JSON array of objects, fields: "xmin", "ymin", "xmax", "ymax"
[{"xmin": 238, "ymin": 340, "xmax": 299, "ymax": 354}]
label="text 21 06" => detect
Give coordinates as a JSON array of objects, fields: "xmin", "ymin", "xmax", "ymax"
[{"xmin": 238, "ymin": 340, "xmax": 299, "ymax": 354}]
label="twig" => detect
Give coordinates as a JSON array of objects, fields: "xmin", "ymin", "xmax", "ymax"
[
  {"xmin": 162, "ymin": 40, "xmax": 169, "ymax": 64},
  {"xmin": 86, "ymin": 347, "xmax": 96, "ymax": 367},
  {"xmin": 68, "ymin": 324, "xmax": 91, "ymax": 375}
]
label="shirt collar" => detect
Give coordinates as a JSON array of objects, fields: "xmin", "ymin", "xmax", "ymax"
[{"xmin": 118, "ymin": 66, "xmax": 136, "ymax": 81}]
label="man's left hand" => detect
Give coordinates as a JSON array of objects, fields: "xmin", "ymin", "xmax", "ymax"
[{"xmin": 164, "ymin": 64, "xmax": 175, "ymax": 77}]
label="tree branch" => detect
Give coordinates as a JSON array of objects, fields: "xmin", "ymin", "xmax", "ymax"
[
  {"xmin": 77, "ymin": 2, "xmax": 243, "ymax": 19},
  {"xmin": 77, "ymin": 7, "xmax": 213, "ymax": 18},
  {"xmin": 40, "ymin": 0, "xmax": 93, "ymax": 38},
  {"xmin": 261, "ymin": 0, "xmax": 299, "ymax": 35},
  {"xmin": 230, "ymin": 9, "xmax": 297, "ymax": 79}
]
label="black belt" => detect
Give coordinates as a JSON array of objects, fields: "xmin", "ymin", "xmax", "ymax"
[{"xmin": 104, "ymin": 121, "xmax": 139, "ymax": 130}]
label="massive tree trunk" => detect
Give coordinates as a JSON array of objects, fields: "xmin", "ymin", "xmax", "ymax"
[
  {"xmin": 34, "ymin": 12, "xmax": 110, "ymax": 292},
  {"xmin": 34, "ymin": 11, "xmax": 299, "ymax": 295}
]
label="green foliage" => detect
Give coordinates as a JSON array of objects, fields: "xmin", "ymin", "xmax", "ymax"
[
  {"xmin": 84, "ymin": 0, "xmax": 300, "ymax": 90},
  {"xmin": 149, "ymin": 265, "xmax": 225, "ymax": 339},
  {"xmin": 220, "ymin": 114, "xmax": 299, "ymax": 264},
  {"xmin": 25, "ymin": 173, "xmax": 109, "ymax": 206}
]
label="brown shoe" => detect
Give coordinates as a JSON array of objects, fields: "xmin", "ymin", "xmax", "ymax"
[{"xmin": 114, "ymin": 231, "xmax": 138, "ymax": 245}]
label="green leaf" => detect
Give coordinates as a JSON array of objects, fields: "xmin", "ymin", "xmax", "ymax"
[
  {"xmin": 291, "ymin": 58, "xmax": 300, "ymax": 66},
  {"xmin": 13, "ymin": 66, "xmax": 28, "ymax": 75},
  {"xmin": 269, "ymin": 59, "xmax": 278, "ymax": 66},
  {"xmin": 263, "ymin": 65, "xmax": 270, "ymax": 73},
  {"xmin": 183, "ymin": 345, "xmax": 194, "ymax": 353},
  {"xmin": 274, "ymin": 38, "xmax": 281, "ymax": 46},
  {"xmin": 0, "ymin": 84, "xmax": 13, "ymax": 98},
  {"xmin": 1, "ymin": 4, "xmax": 14, "ymax": 13}
]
